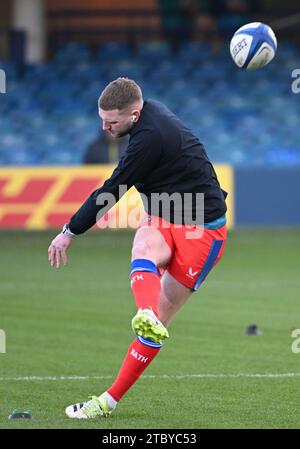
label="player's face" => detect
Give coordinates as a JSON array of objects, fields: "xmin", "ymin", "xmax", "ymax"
[{"xmin": 99, "ymin": 108, "xmax": 134, "ymax": 138}]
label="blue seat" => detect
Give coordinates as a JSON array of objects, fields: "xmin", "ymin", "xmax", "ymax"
[
  {"xmin": 97, "ymin": 42, "xmax": 132, "ymax": 61},
  {"xmin": 137, "ymin": 41, "xmax": 171, "ymax": 61},
  {"xmin": 54, "ymin": 42, "xmax": 91, "ymax": 63}
]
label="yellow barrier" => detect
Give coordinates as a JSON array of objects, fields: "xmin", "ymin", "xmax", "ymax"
[{"xmin": 0, "ymin": 165, "xmax": 234, "ymax": 229}]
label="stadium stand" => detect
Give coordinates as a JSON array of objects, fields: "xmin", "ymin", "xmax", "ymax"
[
  {"xmin": 1, "ymin": 0, "xmax": 300, "ymax": 167},
  {"xmin": 1, "ymin": 37, "xmax": 300, "ymax": 166}
]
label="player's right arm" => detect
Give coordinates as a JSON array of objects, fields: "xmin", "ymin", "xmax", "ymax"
[
  {"xmin": 48, "ymin": 224, "xmax": 75, "ymax": 269},
  {"xmin": 47, "ymin": 129, "xmax": 162, "ymax": 268},
  {"xmin": 68, "ymin": 129, "xmax": 162, "ymax": 235}
]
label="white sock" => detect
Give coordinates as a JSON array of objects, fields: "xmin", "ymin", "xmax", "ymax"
[{"xmin": 99, "ymin": 391, "xmax": 118, "ymax": 410}]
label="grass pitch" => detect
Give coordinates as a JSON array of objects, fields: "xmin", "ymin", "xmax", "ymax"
[{"xmin": 0, "ymin": 229, "xmax": 299, "ymax": 429}]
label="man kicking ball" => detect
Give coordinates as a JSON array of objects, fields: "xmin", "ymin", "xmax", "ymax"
[{"xmin": 48, "ymin": 77, "xmax": 227, "ymax": 418}]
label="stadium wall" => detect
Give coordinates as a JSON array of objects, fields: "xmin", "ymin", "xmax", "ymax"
[{"xmin": 235, "ymin": 167, "xmax": 300, "ymax": 226}]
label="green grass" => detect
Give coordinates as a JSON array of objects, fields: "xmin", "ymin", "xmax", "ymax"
[{"xmin": 0, "ymin": 229, "xmax": 300, "ymax": 429}]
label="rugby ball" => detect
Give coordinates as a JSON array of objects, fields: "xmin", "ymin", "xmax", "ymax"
[{"xmin": 230, "ymin": 22, "xmax": 277, "ymax": 69}]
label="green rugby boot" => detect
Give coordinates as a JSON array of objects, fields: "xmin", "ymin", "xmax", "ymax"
[
  {"xmin": 131, "ymin": 308, "xmax": 169, "ymax": 344},
  {"xmin": 65, "ymin": 394, "xmax": 113, "ymax": 419}
]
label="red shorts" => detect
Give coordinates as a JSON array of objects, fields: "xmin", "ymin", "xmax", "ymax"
[{"xmin": 139, "ymin": 215, "xmax": 227, "ymax": 291}]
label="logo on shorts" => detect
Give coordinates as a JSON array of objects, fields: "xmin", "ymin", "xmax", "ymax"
[{"xmin": 187, "ymin": 267, "xmax": 198, "ymax": 279}]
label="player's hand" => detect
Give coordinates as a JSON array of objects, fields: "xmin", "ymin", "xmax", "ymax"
[{"xmin": 48, "ymin": 233, "xmax": 73, "ymax": 269}]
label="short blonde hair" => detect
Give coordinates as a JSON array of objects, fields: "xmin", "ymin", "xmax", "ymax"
[{"xmin": 98, "ymin": 77, "xmax": 143, "ymax": 111}]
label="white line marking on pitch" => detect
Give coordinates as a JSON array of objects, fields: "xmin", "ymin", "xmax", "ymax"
[{"xmin": 0, "ymin": 373, "xmax": 300, "ymax": 381}]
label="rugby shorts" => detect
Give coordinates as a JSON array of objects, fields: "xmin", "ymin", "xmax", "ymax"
[{"xmin": 139, "ymin": 214, "xmax": 227, "ymax": 291}]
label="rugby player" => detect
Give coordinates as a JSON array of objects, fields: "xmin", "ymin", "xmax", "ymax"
[{"xmin": 48, "ymin": 78, "xmax": 227, "ymax": 419}]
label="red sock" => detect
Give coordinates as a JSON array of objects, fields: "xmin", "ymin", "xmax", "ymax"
[
  {"xmin": 130, "ymin": 261, "xmax": 161, "ymax": 316},
  {"xmin": 107, "ymin": 338, "xmax": 161, "ymax": 401}
]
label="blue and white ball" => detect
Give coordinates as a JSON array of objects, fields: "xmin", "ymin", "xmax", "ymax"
[{"xmin": 230, "ymin": 22, "xmax": 277, "ymax": 69}]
